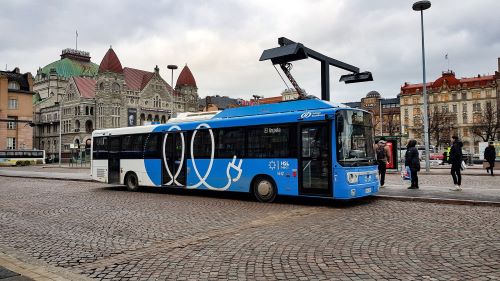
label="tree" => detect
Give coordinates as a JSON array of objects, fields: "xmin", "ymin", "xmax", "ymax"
[
  {"xmin": 471, "ymin": 103, "xmax": 499, "ymax": 142},
  {"xmin": 413, "ymin": 108, "xmax": 457, "ymax": 149}
]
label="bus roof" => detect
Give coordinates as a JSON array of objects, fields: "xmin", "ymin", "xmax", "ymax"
[
  {"xmin": 92, "ymin": 99, "xmax": 354, "ymax": 137},
  {"xmin": 214, "ymin": 99, "xmax": 344, "ymax": 119}
]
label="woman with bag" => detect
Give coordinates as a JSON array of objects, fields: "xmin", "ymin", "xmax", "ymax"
[
  {"xmin": 404, "ymin": 139, "xmax": 420, "ymax": 189},
  {"xmin": 449, "ymin": 136, "xmax": 463, "ymax": 191}
]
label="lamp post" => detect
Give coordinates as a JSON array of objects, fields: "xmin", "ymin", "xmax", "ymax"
[
  {"xmin": 413, "ymin": 0, "xmax": 431, "ymax": 172},
  {"xmin": 55, "ymin": 100, "xmax": 62, "ymax": 167},
  {"xmin": 379, "ymin": 98, "xmax": 383, "ymax": 136},
  {"xmin": 167, "ymin": 65, "xmax": 178, "ymax": 91}
]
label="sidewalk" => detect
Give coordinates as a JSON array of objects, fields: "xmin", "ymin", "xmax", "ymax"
[{"xmin": 0, "ymin": 165, "xmax": 498, "ymax": 206}]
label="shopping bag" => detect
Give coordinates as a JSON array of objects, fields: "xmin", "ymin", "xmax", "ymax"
[
  {"xmin": 401, "ymin": 166, "xmax": 411, "ymax": 180},
  {"xmin": 461, "ymin": 160, "xmax": 467, "ymax": 170},
  {"xmin": 483, "ymin": 161, "xmax": 490, "ymax": 169}
]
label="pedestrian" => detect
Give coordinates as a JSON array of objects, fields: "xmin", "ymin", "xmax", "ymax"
[
  {"xmin": 484, "ymin": 141, "xmax": 496, "ymax": 176},
  {"xmin": 441, "ymin": 150, "xmax": 448, "ymax": 165},
  {"xmin": 404, "ymin": 139, "xmax": 420, "ymax": 189},
  {"xmin": 375, "ymin": 138, "xmax": 391, "ymax": 187},
  {"xmin": 449, "ymin": 136, "xmax": 463, "ymax": 191}
]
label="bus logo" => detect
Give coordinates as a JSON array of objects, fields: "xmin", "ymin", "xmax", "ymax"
[{"xmin": 300, "ymin": 112, "xmax": 312, "ymax": 119}]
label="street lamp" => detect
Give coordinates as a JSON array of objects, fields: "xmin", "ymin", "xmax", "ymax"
[
  {"xmin": 413, "ymin": 0, "xmax": 431, "ymax": 172},
  {"xmin": 378, "ymin": 98, "xmax": 383, "ymax": 136},
  {"xmin": 167, "ymin": 65, "xmax": 178, "ymax": 91},
  {"xmin": 55, "ymin": 100, "xmax": 62, "ymax": 167}
]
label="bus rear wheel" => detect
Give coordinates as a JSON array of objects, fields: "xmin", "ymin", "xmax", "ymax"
[
  {"xmin": 125, "ymin": 172, "xmax": 139, "ymax": 192},
  {"xmin": 253, "ymin": 176, "xmax": 277, "ymax": 203}
]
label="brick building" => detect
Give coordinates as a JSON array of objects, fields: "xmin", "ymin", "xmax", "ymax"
[
  {"xmin": 0, "ymin": 68, "xmax": 35, "ymax": 150},
  {"xmin": 344, "ymin": 91, "xmax": 401, "ymax": 137}
]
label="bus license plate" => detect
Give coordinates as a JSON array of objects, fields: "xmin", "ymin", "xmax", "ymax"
[{"xmin": 365, "ymin": 187, "xmax": 372, "ymax": 194}]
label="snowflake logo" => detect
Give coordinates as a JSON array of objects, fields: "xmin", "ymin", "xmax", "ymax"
[{"xmin": 268, "ymin": 161, "xmax": 277, "ymax": 170}]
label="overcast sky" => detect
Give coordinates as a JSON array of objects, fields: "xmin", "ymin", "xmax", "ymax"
[{"xmin": 1, "ymin": 0, "xmax": 499, "ymax": 103}]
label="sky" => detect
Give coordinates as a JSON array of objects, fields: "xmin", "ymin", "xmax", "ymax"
[{"xmin": 1, "ymin": 0, "xmax": 499, "ymax": 103}]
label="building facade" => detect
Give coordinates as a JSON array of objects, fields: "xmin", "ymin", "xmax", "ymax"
[
  {"xmin": 344, "ymin": 91, "xmax": 401, "ymax": 137},
  {"xmin": 400, "ymin": 62, "xmax": 499, "ymax": 153},
  {"xmin": 33, "ymin": 47, "xmax": 199, "ymax": 160},
  {"xmin": 0, "ymin": 68, "xmax": 35, "ymax": 150}
]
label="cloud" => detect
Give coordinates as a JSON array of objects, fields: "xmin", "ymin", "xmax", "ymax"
[{"xmin": 1, "ymin": 0, "xmax": 499, "ymax": 103}]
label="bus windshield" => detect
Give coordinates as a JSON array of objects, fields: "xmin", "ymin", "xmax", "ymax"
[{"xmin": 336, "ymin": 110, "xmax": 375, "ymax": 167}]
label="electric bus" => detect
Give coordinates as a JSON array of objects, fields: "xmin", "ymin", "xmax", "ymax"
[{"xmin": 91, "ymin": 99, "xmax": 378, "ymax": 202}]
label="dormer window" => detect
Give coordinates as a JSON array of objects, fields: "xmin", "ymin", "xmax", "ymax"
[{"xmin": 8, "ymin": 81, "xmax": 20, "ymax": 90}]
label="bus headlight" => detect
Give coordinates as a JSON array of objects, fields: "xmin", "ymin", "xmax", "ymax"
[{"xmin": 347, "ymin": 173, "xmax": 358, "ymax": 184}]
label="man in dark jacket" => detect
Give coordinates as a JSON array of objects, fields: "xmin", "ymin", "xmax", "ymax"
[
  {"xmin": 404, "ymin": 139, "xmax": 420, "ymax": 189},
  {"xmin": 449, "ymin": 136, "xmax": 463, "ymax": 191},
  {"xmin": 484, "ymin": 142, "xmax": 496, "ymax": 176}
]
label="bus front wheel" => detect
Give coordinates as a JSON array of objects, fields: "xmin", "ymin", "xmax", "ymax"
[
  {"xmin": 253, "ymin": 176, "xmax": 277, "ymax": 203},
  {"xmin": 125, "ymin": 172, "xmax": 139, "ymax": 192}
]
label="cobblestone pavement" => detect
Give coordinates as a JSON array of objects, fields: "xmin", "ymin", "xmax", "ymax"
[{"xmin": 0, "ymin": 177, "xmax": 499, "ymax": 280}]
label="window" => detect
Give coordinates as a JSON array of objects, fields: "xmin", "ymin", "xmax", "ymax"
[
  {"xmin": 452, "ymin": 104, "xmax": 457, "ymax": 113},
  {"xmin": 112, "ymin": 83, "xmax": 120, "ymax": 92},
  {"xmin": 144, "ymin": 133, "xmax": 161, "ymax": 158},
  {"xmin": 472, "ymin": 92, "xmax": 481, "ymax": 99},
  {"xmin": 473, "ymin": 102, "xmax": 481, "ymax": 112},
  {"xmin": 99, "ymin": 82, "xmax": 104, "ymax": 90},
  {"xmin": 8, "ymin": 99, "xmax": 18, "ymax": 109},
  {"xmin": 7, "ymin": 138, "xmax": 16, "ymax": 150},
  {"xmin": 462, "ymin": 104, "xmax": 467, "ymax": 113},
  {"xmin": 7, "ymin": 116, "xmax": 17, "ymax": 130},
  {"xmin": 247, "ymin": 125, "xmax": 296, "ymax": 158},
  {"xmin": 441, "ymin": 105, "xmax": 448, "ymax": 113},
  {"xmin": 404, "ymin": 108, "xmax": 409, "ymax": 117},
  {"xmin": 217, "ymin": 128, "xmax": 245, "ymax": 158},
  {"xmin": 191, "ymin": 129, "xmax": 213, "ymax": 158},
  {"xmin": 461, "ymin": 92, "xmax": 467, "ymax": 100},
  {"xmin": 8, "ymin": 81, "xmax": 20, "ymax": 90},
  {"xmin": 92, "ymin": 137, "xmax": 108, "ymax": 159}
]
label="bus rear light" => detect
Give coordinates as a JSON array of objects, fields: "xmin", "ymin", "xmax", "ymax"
[{"xmin": 292, "ymin": 169, "xmax": 297, "ymax": 177}]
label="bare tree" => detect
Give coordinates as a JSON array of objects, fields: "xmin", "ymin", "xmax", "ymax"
[
  {"xmin": 471, "ymin": 103, "xmax": 499, "ymax": 142},
  {"xmin": 413, "ymin": 109, "xmax": 457, "ymax": 149}
]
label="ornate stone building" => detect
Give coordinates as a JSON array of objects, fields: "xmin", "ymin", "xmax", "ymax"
[
  {"xmin": 33, "ymin": 47, "xmax": 199, "ymax": 160},
  {"xmin": 400, "ymin": 62, "xmax": 499, "ymax": 153}
]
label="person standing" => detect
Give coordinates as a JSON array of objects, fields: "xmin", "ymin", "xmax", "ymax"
[
  {"xmin": 449, "ymin": 136, "xmax": 463, "ymax": 191},
  {"xmin": 404, "ymin": 139, "xmax": 420, "ymax": 189},
  {"xmin": 376, "ymin": 138, "xmax": 391, "ymax": 187},
  {"xmin": 484, "ymin": 142, "xmax": 496, "ymax": 176}
]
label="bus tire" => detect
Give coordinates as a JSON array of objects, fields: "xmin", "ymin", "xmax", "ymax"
[
  {"xmin": 253, "ymin": 176, "xmax": 277, "ymax": 203},
  {"xmin": 125, "ymin": 172, "xmax": 140, "ymax": 192}
]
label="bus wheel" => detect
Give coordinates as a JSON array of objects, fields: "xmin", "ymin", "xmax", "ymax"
[
  {"xmin": 253, "ymin": 176, "xmax": 277, "ymax": 203},
  {"xmin": 125, "ymin": 172, "xmax": 139, "ymax": 192}
]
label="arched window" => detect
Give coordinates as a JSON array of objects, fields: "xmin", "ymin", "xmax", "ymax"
[
  {"xmin": 99, "ymin": 82, "xmax": 104, "ymax": 90},
  {"xmin": 75, "ymin": 120, "xmax": 80, "ymax": 131},
  {"xmin": 154, "ymin": 115, "xmax": 159, "ymax": 122},
  {"xmin": 85, "ymin": 120, "xmax": 93, "ymax": 133},
  {"xmin": 147, "ymin": 114, "xmax": 152, "ymax": 121},
  {"xmin": 140, "ymin": 114, "xmax": 145, "ymax": 125},
  {"xmin": 112, "ymin": 83, "xmax": 120, "ymax": 92},
  {"xmin": 90, "ymin": 107, "xmax": 93, "ymax": 115},
  {"xmin": 85, "ymin": 106, "xmax": 89, "ymax": 115},
  {"xmin": 161, "ymin": 115, "xmax": 166, "ymax": 123}
]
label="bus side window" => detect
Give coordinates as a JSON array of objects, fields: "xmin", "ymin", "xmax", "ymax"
[{"xmin": 144, "ymin": 133, "xmax": 161, "ymax": 159}]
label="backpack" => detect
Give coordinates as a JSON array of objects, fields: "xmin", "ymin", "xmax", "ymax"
[{"xmin": 376, "ymin": 146, "xmax": 386, "ymax": 160}]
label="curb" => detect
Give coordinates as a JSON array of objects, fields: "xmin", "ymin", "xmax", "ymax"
[
  {"xmin": 0, "ymin": 174, "xmax": 92, "ymax": 183},
  {"xmin": 374, "ymin": 194, "xmax": 500, "ymax": 207}
]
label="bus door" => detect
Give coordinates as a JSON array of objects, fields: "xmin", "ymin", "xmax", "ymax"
[
  {"xmin": 108, "ymin": 136, "xmax": 121, "ymax": 184},
  {"xmin": 162, "ymin": 132, "xmax": 186, "ymax": 186},
  {"xmin": 299, "ymin": 122, "xmax": 332, "ymax": 196}
]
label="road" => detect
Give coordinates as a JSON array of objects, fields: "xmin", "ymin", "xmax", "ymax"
[{"xmin": 0, "ymin": 177, "xmax": 498, "ymax": 280}]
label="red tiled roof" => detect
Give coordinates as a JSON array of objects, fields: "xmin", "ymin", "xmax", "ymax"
[
  {"xmin": 401, "ymin": 72, "xmax": 495, "ymax": 95},
  {"xmin": 98, "ymin": 48, "xmax": 123, "ymax": 74},
  {"xmin": 176, "ymin": 65, "xmax": 197, "ymax": 88},
  {"xmin": 73, "ymin": 77, "xmax": 96, "ymax": 99},
  {"xmin": 123, "ymin": 67, "xmax": 155, "ymax": 91},
  {"xmin": 259, "ymin": 96, "xmax": 282, "ymax": 104}
]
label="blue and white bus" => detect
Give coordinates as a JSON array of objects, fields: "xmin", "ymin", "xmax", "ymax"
[{"xmin": 91, "ymin": 99, "xmax": 378, "ymax": 202}]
